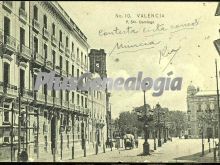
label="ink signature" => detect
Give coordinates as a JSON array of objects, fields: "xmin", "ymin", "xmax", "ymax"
[{"xmin": 159, "ymin": 45, "xmax": 181, "ymax": 72}]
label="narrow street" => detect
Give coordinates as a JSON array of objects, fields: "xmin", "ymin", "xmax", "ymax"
[{"xmin": 66, "ymin": 138, "xmax": 216, "ymax": 163}]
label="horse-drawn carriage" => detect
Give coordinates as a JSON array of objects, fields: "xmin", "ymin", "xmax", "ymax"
[{"xmin": 124, "ymin": 134, "xmax": 134, "ymax": 149}]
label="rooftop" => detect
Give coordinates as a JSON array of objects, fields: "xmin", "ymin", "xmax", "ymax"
[{"xmin": 195, "ymin": 90, "xmax": 217, "ymax": 97}]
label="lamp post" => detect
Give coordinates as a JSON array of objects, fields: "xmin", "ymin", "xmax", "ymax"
[
  {"xmin": 156, "ymin": 103, "xmax": 162, "ymax": 147},
  {"xmin": 142, "ymin": 88, "xmax": 150, "ymax": 155}
]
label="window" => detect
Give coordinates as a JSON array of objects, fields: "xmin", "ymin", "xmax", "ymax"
[
  {"xmin": 3, "ymin": 63, "xmax": 10, "ymax": 86},
  {"xmin": 4, "ymin": 17, "xmax": 10, "ymax": 42},
  {"xmin": 60, "ymin": 56, "xmax": 63, "ymax": 69},
  {"xmin": 77, "ymin": 48, "xmax": 79, "ymax": 58},
  {"xmin": 3, "ymin": 111, "xmax": 9, "ymax": 122},
  {"xmin": 85, "ymin": 98, "xmax": 87, "ymax": 108},
  {"xmin": 43, "ymin": 15, "xmax": 47, "ymax": 29},
  {"xmin": 52, "ymin": 50, "xmax": 56, "ymax": 68},
  {"xmin": 72, "ymin": 65, "xmax": 74, "ymax": 76},
  {"xmin": 20, "ymin": 69, "xmax": 25, "ymax": 94},
  {"xmin": 33, "ymin": 5, "xmax": 38, "ymax": 20},
  {"xmin": 72, "ymin": 92, "xmax": 74, "ymax": 103},
  {"xmin": 59, "ymin": 30, "xmax": 62, "ymax": 42},
  {"xmin": 60, "ymin": 90, "xmax": 63, "ymax": 100},
  {"xmin": 66, "ymin": 60, "xmax": 69, "ymax": 75},
  {"xmin": 20, "ymin": 27, "xmax": 25, "ymax": 50},
  {"xmin": 20, "ymin": 1, "xmax": 25, "ymax": 10},
  {"xmin": 84, "ymin": 55, "xmax": 87, "ymax": 65},
  {"xmin": 52, "ymin": 89, "xmax": 56, "ymax": 97},
  {"xmin": 65, "ymin": 90, "xmax": 69, "ymax": 101},
  {"xmin": 72, "ymin": 42, "xmax": 74, "ymax": 52},
  {"xmin": 33, "ymin": 37, "xmax": 38, "ymax": 53},
  {"xmin": 67, "ymin": 135, "xmax": 70, "ymax": 148},
  {"xmin": 52, "ymin": 23, "xmax": 55, "ymax": 36},
  {"xmin": 44, "ymin": 44, "xmax": 47, "ymax": 59},
  {"xmin": 44, "ymin": 136, "xmax": 48, "ymax": 151},
  {"xmin": 66, "ymin": 36, "xmax": 69, "ymax": 47},
  {"xmin": 44, "ymin": 111, "xmax": 47, "ymax": 119},
  {"xmin": 3, "ymin": 137, "xmax": 10, "ymax": 143},
  {"xmin": 81, "ymin": 96, "xmax": 84, "ymax": 107},
  {"xmin": 77, "ymin": 69, "xmax": 79, "ymax": 79},
  {"xmin": 81, "ymin": 52, "xmax": 83, "ymax": 63},
  {"xmin": 77, "ymin": 94, "xmax": 79, "ymax": 105}
]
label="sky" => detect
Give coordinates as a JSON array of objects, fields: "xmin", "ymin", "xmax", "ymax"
[{"xmin": 59, "ymin": 2, "xmax": 220, "ymax": 119}]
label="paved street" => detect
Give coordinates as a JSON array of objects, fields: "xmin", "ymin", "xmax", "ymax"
[{"xmin": 65, "ymin": 138, "xmax": 218, "ymax": 163}]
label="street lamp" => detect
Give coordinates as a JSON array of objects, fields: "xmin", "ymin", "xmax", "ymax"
[
  {"xmin": 142, "ymin": 84, "xmax": 150, "ymax": 155},
  {"xmin": 156, "ymin": 103, "xmax": 163, "ymax": 147}
]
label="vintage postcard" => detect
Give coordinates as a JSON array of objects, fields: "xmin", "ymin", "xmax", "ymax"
[{"xmin": 0, "ymin": 1, "xmax": 220, "ymax": 163}]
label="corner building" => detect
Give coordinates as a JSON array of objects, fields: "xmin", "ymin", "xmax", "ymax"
[{"xmin": 0, "ymin": 1, "xmax": 107, "ymax": 161}]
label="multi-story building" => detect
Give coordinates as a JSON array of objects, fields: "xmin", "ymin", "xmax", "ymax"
[
  {"xmin": 187, "ymin": 84, "xmax": 218, "ymax": 139},
  {"xmin": 0, "ymin": 1, "xmax": 108, "ymax": 161}
]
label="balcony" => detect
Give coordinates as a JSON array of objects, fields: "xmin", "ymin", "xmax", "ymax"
[
  {"xmin": 69, "ymin": 103, "xmax": 75, "ymax": 111},
  {"xmin": 75, "ymin": 105, "xmax": 80, "ymax": 112},
  {"xmin": 19, "ymin": 45, "xmax": 31, "ymax": 60},
  {"xmin": 35, "ymin": 92, "xmax": 45, "ymax": 103},
  {"xmin": 32, "ymin": 19, "xmax": 40, "ymax": 33},
  {"xmin": 76, "ymin": 58, "xmax": 80, "ymax": 65},
  {"xmin": 46, "ymin": 95, "xmax": 53, "ymax": 105},
  {"xmin": 1, "ymin": 83, "xmax": 18, "ymax": 97},
  {"xmin": 65, "ymin": 47, "xmax": 70, "ymax": 57},
  {"xmin": 51, "ymin": 35, "xmax": 58, "ymax": 47},
  {"xmin": 61, "ymin": 69, "xmax": 67, "ymax": 76},
  {"xmin": 55, "ymin": 65, "xmax": 60, "ymax": 74},
  {"xmin": 63, "ymin": 101, "xmax": 69, "ymax": 110},
  {"xmin": 3, "ymin": 35, "xmax": 16, "ymax": 54},
  {"xmin": 21, "ymin": 88, "xmax": 33, "ymax": 100},
  {"xmin": 54, "ymin": 97, "xmax": 61, "ymax": 107},
  {"xmin": 43, "ymin": 27, "xmax": 50, "ymax": 40},
  {"xmin": 59, "ymin": 42, "xmax": 64, "ymax": 52},
  {"xmin": 19, "ymin": 8, "xmax": 27, "ymax": 23},
  {"xmin": 45, "ymin": 60, "xmax": 53, "ymax": 70},
  {"xmin": 33, "ymin": 52, "xmax": 44, "ymax": 66},
  {"xmin": 3, "ymin": 1, "xmax": 13, "ymax": 12},
  {"xmin": 71, "ymin": 52, "xmax": 75, "ymax": 60}
]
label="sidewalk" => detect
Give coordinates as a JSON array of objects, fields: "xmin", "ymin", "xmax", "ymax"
[{"xmin": 198, "ymin": 150, "xmax": 220, "ymax": 163}]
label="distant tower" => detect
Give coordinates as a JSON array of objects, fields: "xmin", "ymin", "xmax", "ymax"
[{"xmin": 89, "ymin": 49, "xmax": 107, "ymax": 79}]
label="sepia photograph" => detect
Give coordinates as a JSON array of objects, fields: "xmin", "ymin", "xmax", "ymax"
[{"xmin": 0, "ymin": 1, "xmax": 220, "ymax": 163}]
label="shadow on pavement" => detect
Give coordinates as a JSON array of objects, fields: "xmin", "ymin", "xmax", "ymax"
[{"xmin": 174, "ymin": 149, "xmax": 211, "ymax": 162}]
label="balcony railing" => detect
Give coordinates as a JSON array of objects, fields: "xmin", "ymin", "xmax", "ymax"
[
  {"xmin": 61, "ymin": 69, "xmax": 67, "ymax": 76},
  {"xmin": 71, "ymin": 52, "xmax": 75, "ymax": 61},
  {"xmin": 32, "ymin": 19, "xmax": 40, "ymax": 32},
  {"xmin": 20, "ymin": 45, "xmax": 31, "ymax": 59},
  {"xmin": 0, "ymin": 83, "xmax": 18, "ymax": 96},
  {"xmin": 43, "ymin": 27, "xmax": 50, "ymax": 40},
  {"xmin": 76, "ymin": 58, "xmax": 80, "ymax": 65},
  {"xmin": 19, "ymin": 8, "xmax": 27, "ymax": 22},
  {"xmin": 69, "ymin": 103, "xmax": 75, "ymax": 111},
  {"xmin": 4, "ymin": 35, "xmax": 16, "ymax": 52},
  {"xmin": 54, "ymin": 97, "xmax": 61, "ymax": 107},
  {"xmin": 75, "ymin": 105, "xmax": 80, "ymax": 112},
  {"xmin": 59, "ymin": 42, "xmax": 64, "ymax": 52},
  {"xmin": 21, "ymin": 88, "xmax": 33, "ymax": 99},
  {"xmin": 55, "ymin": 65, "xmax": 60, "ymax": 73},
  {"xmin": 51, "ymin": 35, "xmax": 58, "ymax": 47},
  {"xmin": 34, "ymin": 52, "xmax": 44, "ymax": 66},
  {"xmin": 36, "ymin": 93, "xmax": 45, "ymax": 103},
  {"xmin": 65, "ymin": 47, "xmax": 70, "ymax": 57},
  {"xmin": 63, "ymin": 101, "xmax": 69, "ymax": 109},
  {"xmin": 45, "ymin": 60, "xmax": 53, "ymax": 70},
  {"xmin": 47, "ymin": 95, "xmax": 53, "ymax": 105},
  {"xmin": 3, "ymin": 1, "xmax": 13, "ymax": 12}
]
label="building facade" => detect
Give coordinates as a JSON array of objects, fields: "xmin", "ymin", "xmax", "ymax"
[
  {"xmin": 0, "ymin": 1, "xmax": 108, "ymax": 161},
  {"xmin": 187, "ymin": 85, "xmax": 218, "ymax": 139}
]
